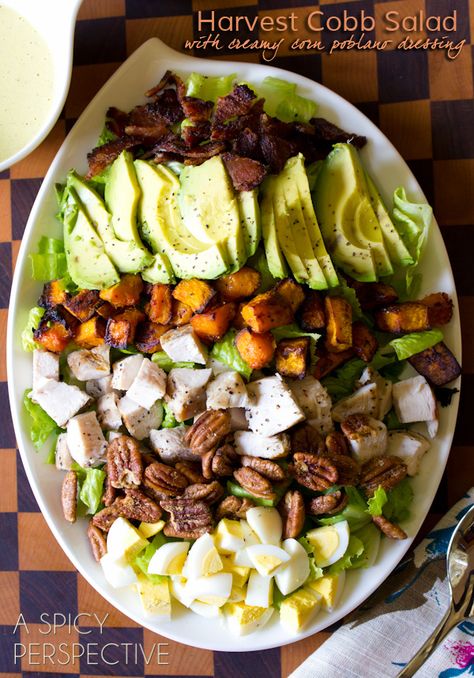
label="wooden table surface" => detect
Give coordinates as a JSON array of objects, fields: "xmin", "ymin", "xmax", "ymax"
[{"xmin": 0, "ymin": 0, "xmax": 473, "ymax": 676}]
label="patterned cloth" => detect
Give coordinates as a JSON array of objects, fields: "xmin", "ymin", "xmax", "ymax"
[{"xmin": 290, "ymin": 489, "xmax": 474, "ymax": 678}]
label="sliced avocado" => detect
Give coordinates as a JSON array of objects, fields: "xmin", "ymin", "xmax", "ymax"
[
  {"xmin": 134, "ymin": 160, "xmax": 228, "ymax": 280},
  {"xmin": 273, "ymin": 188, "xmax": 309, "ymax": 284},
  {"xmin": 287, "ymin": 154, "xmax": 339, "ymax": 288},
  {"xmin": 260, "ymin": 176, "xmax": 288, "ymax": 279},
  {"xmin": 104, "ymin": 151, "xmax": 154, "ymax": 269},
  {"xmin": 63, "ymin": 187, "xmax": 119, "ymax": 290},
  {"xmin": 238, "ymin": 189, "xmax": 261, "ymax": 257},
  {"xmin": 67, "ymin": 171, "xmax": 170, "ymax": 280},
  {"xmin": 179, "ymin": 156, "xmax": 247, "ymax": 272},
  {"xmin": 366, "ymin": 174, "xmax": 414, "ymax": 268},
  {"xmin": 276, "ymin": 156, "xmax": 331, "ymax": 289},
  {"xmin": 314, "ymin": 144, "xmax": 377, "ymax": 282}
]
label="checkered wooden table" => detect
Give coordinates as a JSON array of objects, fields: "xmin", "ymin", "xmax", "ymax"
[{"xmin": 0, "ymin": 0, "xmax": 473, "ymax": 675}]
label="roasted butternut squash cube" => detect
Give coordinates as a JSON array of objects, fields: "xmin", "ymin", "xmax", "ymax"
[
  {"xmin": 135, "ymin": 321, "xmax": 171, "ymax": 354},
  {"xmin": 421, "ymin": 292, "xmax": 453, "ymax": 327},
  {"xmin": 96, "ymin": 301, "xmax": 115, "ymax": 319},
  {"xmin": 34, "ymin": 308, "xmax": 77, "ymax": 353},
  {"xmin": 324, "ymin": 296, "xmax": 353, "ymax": 352},
  {"xmin": 350, "ymin": 280, "xmax": 398, "ymax": 311},
  {"xmin": 313, "ymin": 347, "xmax": 354, "ymax": 380},
  {"xmin": 232, "ymin": 302, "xmax": 247, "ymax": 330},
  {"xmin": 241, "ymin": 290, "xmax": 294, "ymax": 333},
  {"xmin": 214, "ymin": 266, "xmax": 261, "ymax": 301},
  {"xmin": 352, "ymin": 321, "xmax": 378, "ymax": 363},
  {"xmin": 147, "ymin": 283, "xmax": 173, "ymax": 325},
  {"xmin": 62, "ymin": 289, "xmax": 101, "ymax": 322},
  {"xmin": 235, "ymin": 328, "xmax": 276, "ymax": 370},
  {"xmin": 299, "ymin": 290, "xmax": 326, "ymax": 331},
  {"xmin": 74, "ymin": 317, "xmax": 106, "ymax": 348},
  {"xmin": 99, "ymin": 274, "xmax": 143, "ymax": 308},
  {"xmin": 274, "ymin": 279, "xmax": 305, "ymax": 313},
  {"xmin": 408, "ymin": 341, "xmax": 461, "ymax": 386},
  {"xmin": 105, "ymin": 309, "xmax": 145, "ymax": 348},
  {"xmin": 190, "ymin": 303, "xmax": 236, "ymax": 343},
  {"xmin": 170, "ymin": 299, "xmax": 193, "ymax": 327},
  {"xmin": 375, "ymin": 302, "xmax": 430, "ymax": 334},
  {"xmin": 172, "ymin": 279, "xmax": 216, "ymax": 313},
  {"xmin": 275, "ymin": 337, "xmax": 310, "ymax": 379},
  {"xmin": 38, "ymin": 280, "xmax": 68, "ymax": 309}
]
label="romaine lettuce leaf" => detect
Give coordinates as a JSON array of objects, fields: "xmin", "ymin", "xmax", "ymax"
[
  {"xmin": 133, "ymin": 532, "xmax": 169, "ymax": 583},
  {"xmin": 79, "ymin": 468, "xmax": 106, "ymax": 515},
  {"xmin": 96, "ymin": 124, "xmax": 117, "ymax": 147},
  {"xmin": 383, "ymin": 479, "xmax": 414, "ymax": 523},
  {"xmin": 327, "ymin": 535, "xmax": 365, "ymax": 574},
  {"xmin": 29, "ymin": 236, "xmax": 68, "ymax": 281},
  {"xmin": 271, "ymin": 324, "xmax": 320, "ymax": 344},
  {"xmin": 21, "ymin": 306, "xmax": 45, "ymax": 351},
  {"xmin": 211, "ymin": 330, "xmax": 252, "ymax": 380},
  {"xmin": 186, "ymin": 72, "xmax": 236, "ymax": 101},
  {"xmin": 350, "ymin": 523, "xmax": 381, "ymax": 569},
  {"xmin": 256, "ymin": 76, "xmax": 318, "ymax": 122},
  {"xmin": 23, "ymin": 389, "xmax": 61, "ymax": 450},
  {"xmin": 297, "ymin": 536, "xmax": 324, "ymax": 582},
  {"xmin": 161, "ymin": 402, "xmax": 178, "ymax": 429},
  {"xmin": 151, "ymin": 351, "xmax": 195, "ymax": 372},
  {"xmin": 388, "ymin": 329, "xmax": 444, "ymax": 361},
  {"xmin": 366, "ymin": 486, "xmax": 388, "ymax": 516}
]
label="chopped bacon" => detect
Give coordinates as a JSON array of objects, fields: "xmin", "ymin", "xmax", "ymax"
[
  {"xmin": 214, "ymin": 84, "xmax": 257, "ymax": 123},
  {"xmin": 106, "ymin": 106, "xmax": 129, "ymax": 137},
  {"xmin": 222, "ymin": 153, "xmax": 267, "ymax": 192},
  {"xmin": 152, "ymin": 89, "xmax": 185, "ymax": 124},
  {"xmin": 145, "ymin": 70, "xmax": 186, "ymax": 100},
  {"xmin": 259, "ymin": 134, "xmax": 296, "ymax": 174},
  {"xmin": 86, "ymin": 137, "xmax": 140, "ymax": 178},
  {"xmin": 181, "ymin": 97, "xmax": 213, "ymax": 122},
  {"xmin": 311, "ymin": 117, "xmax": 366, "ymax": 150},
  {"xmin": 182, "ymin": 120, "xmax": 211, "ymax": 148}
]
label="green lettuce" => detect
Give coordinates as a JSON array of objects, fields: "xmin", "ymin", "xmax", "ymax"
[
  {"xmin": 247, "ymin": 248, "xmax": 277, "ymax": 292},
  {"xmin": 161, "ymin": 402, "xmax": 178, "ymax": 429},
  {"xmin": 388, "ymin": 329, "xmax": 444, "ymax": 361},
  {"xmin": 21, "ymin": 306, "xmax": 45, "ymax": 351},
  {"xmin": 321, "ymin": 358, "xmax": 365, "ymax": 401},
  {"xmin": 328, "ymin": 535, "xmax": 365, "ymax": 574},
  {"xmin": 367, "ymin": 486, "xmax": 388, "ymax": 516},
  {"xmin": 133, "ymin": 533, "xmax": 169, "ymax": 584},
  {"xmin": 186, "ymin": 72, "xmax": 236, "ymax": 101},
  {"xmin": 96, "ymin": 124, "xmax": 117, "ymax": 147},
  {"xmin": 384, "ymin": 409, "xmax": 407, "ymax": 430},
  {"xmin": 79, "ymin": 468, "xmax": 106, "ymax": 514},
  {"xmin": 211, "ymin": 330, "xmax": 252, "ymax": 380},
  {"xmin": 297, "ymin": 536, "xmax": 324, "ymax": 581},
  {"xmin": 256, "ymin": 76, "xmax": 318, "ymax": 122},
  {"xmin": 383, "ymin": 479, "xmax": 414, "ymax": 523},
  {"xmin": 350, "ymin": 523, "xmax": 381, "ymax": 569},
  {"xmin": 271, "ymin": 324, "xmax": 320, "ymax": 344},
  {"xmin": 23, "ymin": 389, "xmax": 61, "ymax": 450},
  {"xmin": 151, "ymin": 351, "xmax": 195, "ymax": 372},
  {"xmin": 29, "ymin": 236, "xmax": 68, "ymax": 281}
]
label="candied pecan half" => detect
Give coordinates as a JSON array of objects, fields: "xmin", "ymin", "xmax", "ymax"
[
  {"xmin": 372, "ymin": 514, "xmax": 407, "ymax": 540},
  {"xmin": 102, "ymin": 473, "xmax": 118, "ymax": 507},
  {"xmin": 161, "ymin": 497, "xmax": 213, "ymax": 539},
  {"xmin": 93, "ymin": 489, "xmax": 162, "ymax": 531},
  {"xmin": 325, "ymin": 431, "xmax": 349, "ymax": 456},
  {"xmin": 279, "ymin": 489, "xmax": 305, "ymax": 539},
  {"xmin": 62, "ymin": 471, "xmax": 77, "ymax": 523},
  {"xmin": 201, "ymin": 449, "xmax": 216, "ymax": 480},
  {"xmin": 360, "ymin": 456, "xmax": 407, "ymax": 496},
  {"xmin": 87, "ymin": 521, "xmax": 107, "ymax": 561},
  {"xmin": 211, "ymin": 444, "xmax": 239, "ymax": 477},
  {"xmin": 185, "ymin": 409, "xmax": 231, "ymax": 454},
  {"xmin": 183, "ymin": 481, "xmax": 225, "ymax": 504},
  {"xmin": 144, "ymin": 462, "xmax": 189, "ymax": 497},
  {"xmin": 216, "ymin": 495, "xmax": 254, "ymax": 520},
  {"xmin": 291, "ymin": 453, "xmax": 338, "ymax": 491},
  {"xmin": 233, "ymin": 467, "xmax": 276, "ymax": 500},
  {"xmin": 175, "ymin": 460, "xmax": 206, "ymax": 485},
  {"xmin": 291, "ymin": 423, "xmax": 325, "ymax": 456},
  {"xmin": 240, "ymin": 456, "xmax": 287, "ymax": 482},
  {"xmin": 107, "ymin": 435, "xmax": 143, "ymax": 489},
  {"xmin": 307, "ymin": 490, "xmax": 348, "ymax": 516},
  {"xmin": 331, "ymin": 454, "xmax": 360, "ymax": 486}
]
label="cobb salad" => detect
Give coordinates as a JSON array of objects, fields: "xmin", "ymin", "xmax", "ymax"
[{"xmin": 22, "ymin": 69, "xmax": 461, "ymax": 635}]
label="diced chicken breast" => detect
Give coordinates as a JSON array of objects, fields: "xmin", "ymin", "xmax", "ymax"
[
  {"xmin": 332, "ymin": 383, "xmax": 379, "ymax": 422},
  {"xmin": 341, "ymin": 414, "xmax": 388, "ymax": 463},
  {"xmin": 245, "ymin": 375, "xmax": 304, "ymax": 437},
  {"xmin": 112, "ymin": 354, "xmax": 144, "ymax": 391},
  {"xmin": 55, "ymin": 433, "xmax": 73, "ymax": 471},
  {"xmin": 118, "ymin": 395, "xmax": 163, "ymax": 441},
  {"xmin": 33, "ymin": 349, "xmax": 59, "ymax": 391},
  {"xmin": 209, "ymin": 358, "xmax": 232, "ymax": 376},
  {"xmin": 289, "ymin": 376, "xmax": 333, "ymax": 435},
  {"xmin": 358, "ymin": 367, "xmax": 393, "ymax": 420},
  {"xmin": 207, "ymin": 371, "xmax": 249, "ymax": 410},
  {"xmin": 126, "ymin": 358, "xmax": 167, "ymax": 410},
  {"xmin": 392, "ymin": 376, "xmax": 437, "ymax": 425},
  {"xmin": 234, "ymin": 430, "xmax": 291, "ymax": 459},
  {"xmin": 67, "ymin": 411, "xmax": 107, "ymax": 467},
  {"xmin": 149, "ymin": 426, "xmax": 199, "ymax": 463},
  {"xmin": 67, "ymin": 345, "xmax": 111, "ymax": 381},
  {"xmin": 166, "ymin": 368, "xmax": 212, "ymax": 422},
  {"xmin": 97, "ymin": 392, "xmax": 122, "ymax": 431},
  {"xmin": 229, "ymin": 407, "xmax": 249, "ymax": 432},
  {"xmin": 86, "ymin": 374, "xmax": 114, "ymax": 399},
  {"xmin": 160, "ymin": 325, "xmax": 208, "ymax": 365},
  {"xmin": 387, "ymin": 430, "xmax": 430, "ymax": 476},
  {"xmin": 31, "ymin": 381, "xmax": 90, "ymax": 428}
]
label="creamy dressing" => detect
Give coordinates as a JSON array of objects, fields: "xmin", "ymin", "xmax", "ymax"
[{"xmin": 0, "ymin": 5, "xmax": 55, "ymax": 161}]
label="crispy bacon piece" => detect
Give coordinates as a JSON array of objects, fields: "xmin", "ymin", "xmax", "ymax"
[
  {"xmin": 86, "ymin": 137, "xmax": 139, "ymax": 178},
  {"xmin": 181, "ymin": 96, "xmax": 213, "ymax": 122},
  {"xmin": 350, "ymin": 280, "xmax": 399, "ymax": 311},
  {"xmin": 145, "ymin": 70, "xmax": 186, "ymax": 100},
  {"xmin": 214, "ymin": 84, "xmax": 257, "ymax": 123},
  {"xmin": 182, "ymin": 120, "xmax": 211, "ymax": 148},
  {"xmin": 314, "ymin": 347, "xmax": 354, "ymax": 380},
  {"xmin": 221, "ymin": 153, "xmax": 267, "ymax": 191},
  {"xmin": 259, "ymin": 133, "xmax": 295, "ymax": 174},
  {"xmin": 311, "ymin": 117, "xmax": 367, "ymax": 150},
  {"xmin": 105, "ymin": 106, "xmax": 129, "ymax": 137}
]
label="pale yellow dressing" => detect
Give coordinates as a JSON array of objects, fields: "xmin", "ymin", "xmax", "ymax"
[{"xmin": 0, "ymin": 6, "xmax": 54, "ymax": 161}]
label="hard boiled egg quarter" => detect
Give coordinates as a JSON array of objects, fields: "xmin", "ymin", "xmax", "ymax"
[
  {"xmin": 246, "ymin": 506, "xmax": 282, "ymax": 545},
  {"xmin": 275, "ymin": 539, "xmax": 311, "ymax": 595},
  {"xmin": 245, "ymin": 570, "xmax": 273, "ymax": 608},
  {"xmin": 147, "ymin": 541, "xmax": 190, "ymax": 576},
  {"xmin": 215, "ymin": 518, "xmax": 245, "ymax": 554},
  {"xmin": 188, "ymin": 572, "xmax": 233, "ymax": 607},
  {"xmin": 182, "ymin": 533, "xmax": 223, "ymax": 578},
  {"xmin": 226, "ymin": 602, "xmax": 274, "ymax": 636},
  {"xmin": 246, "ymin": 544, "xmax": 291, "ymax": 576},
  {"xmin": 306, "ymin": 521, "xmax": 350, "ymax": 568}
]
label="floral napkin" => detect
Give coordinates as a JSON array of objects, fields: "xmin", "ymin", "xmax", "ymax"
[{"xmin": 290, "ymin": 488, "xmax": 474, "ymax": 678}]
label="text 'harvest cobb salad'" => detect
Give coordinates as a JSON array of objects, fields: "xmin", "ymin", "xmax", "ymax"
[{"xmin": 22, "ymin": 70, "xmax": 461, "ymax": 635}]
